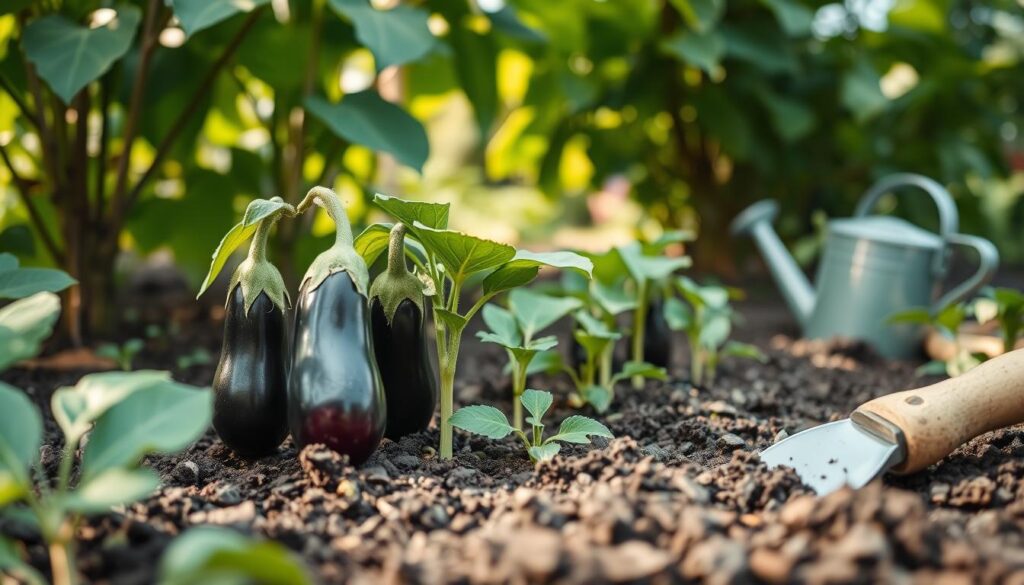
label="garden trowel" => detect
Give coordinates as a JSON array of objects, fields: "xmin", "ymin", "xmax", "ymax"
[{"xmin": 760, "ymin": 348, "xmax": 1024, "ymax": 495}]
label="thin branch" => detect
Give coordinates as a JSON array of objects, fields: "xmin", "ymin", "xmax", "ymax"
[
  {"xmin": 0, "ymin": 142, "xmax": 64, "ymax": 263},
  {"xmin": 117, "ymin": 8, "xmax": 265, "ymax": 228},
  {"xmin": 93, "ymin": 76, "xmax": 111, "ymax": 223},
  {"xmin": 108, "ymin": 0, "xmax": 165, "ymax": 220},
  {"xmin": 0, "ymin": 73, "xmax": 38, "ymax": 131}
]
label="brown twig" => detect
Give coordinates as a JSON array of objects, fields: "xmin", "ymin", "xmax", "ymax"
[{"xmin": 0, "ymin": 143, "xmax": 64, "ymax": 263}]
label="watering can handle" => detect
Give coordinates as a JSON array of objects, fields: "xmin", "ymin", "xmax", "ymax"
[
  {"xmin": 853, "ymin": 173, "xmax": 959, "ymax": 240},
  {"xmin": 931, "ymin": 233, "xmax": 1000, "ymax": 313}
]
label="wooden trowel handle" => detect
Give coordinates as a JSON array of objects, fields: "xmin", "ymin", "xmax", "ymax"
[{"xmin": 855, "ymin": 348, "xmax": 1024, "ymax": 474}]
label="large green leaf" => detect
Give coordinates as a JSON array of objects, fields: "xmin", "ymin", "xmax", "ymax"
[
  {"xmin": 411, "ymin": 223, "xmax": 515, "ymax": 282},
  {"xmin": 449, "ymin": 26, "xmax": 498, "ymax": 137},
  {"xmin": 0, "ymin": 382, "xmax": 42, "ymax": 487},
  {"xmin": 759, "ymin": 0, "xmax": 813, "ymax": 36},
  {"xmin": 373, "ymin": 194, "xmax": 450, "ymax": 229},
  {"xmin": 616, "ymin": 244, "xmax": 691, "ymax": 284},
  {"xmin": 508, "ymin": 289, "xmax": 582, "ymax": 339},
  {"xmin": 449, "ymin": 405, "xmax": 515, "ymax": 440},
  {"xmin": 172, "ymin": 0, "xmax": 270, "ymax": 37},
  {"xmin": 306, "ymin": 93, "xmax": 429, "ymax": 172},
  {"xmin": 159, "ymin": 526, "xmax": 311, "ymax": 585},
  {"xmin": 81, "ymin": 381, "xmax": 212, "ymax": 481},
  {"xmin": 662, "ymin": 30, "xmax": 725, "ymax": 74},
  {"xmin": 52, "ymin": 371, "xmax": 171, "ymax": 446},
  {"xmin": 354, "ymin": 223, "xmax": 394, "ymax": 267},
  {"xmin": 0, "ymin": 292, "xmax": 61, "ymax": 371},
  {"xmin": 64, "ymin": 468, "xmax": 159, "ymax": 513},
  {"xmin": 328, "ymin": 0, "xmax": 436, "ymax": 70},
  {"xmin": 22, "ymin": 5, "xmax": 141, "ymax": 103},
  {"xmin": 0, "ymin": 255, "xmax": 76, "ymax": 300},
  {"xmin": 482, "ymin": 250, "xmax": 593, "ymax": 296},
  {"xmin": 547, "ymin": 415, "xmax": 614, "ymax": 445}
]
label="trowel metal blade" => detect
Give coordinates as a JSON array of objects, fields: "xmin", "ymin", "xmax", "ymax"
[{"xmin": 759, "ymin": 419, "xmax": 901, "ymax": 495}]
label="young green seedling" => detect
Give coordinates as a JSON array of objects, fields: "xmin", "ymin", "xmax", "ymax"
[
  {"xmin": 449, "ymin": 389, "xmax": 613, "ymax": 463},
  {"xmin": 890, "ymin": 301, "xmax": 987, "ymax": 376},
  {"xmin": 664, "ymin": 277, "xmax": 766, "ymax": 385},
  {"xmin": 96, "ymin": 338, "xmax": 144, "ymax": 371},
  {"xmin": 0, "ymin": 290, "xmax": 212, "ymax": 585},
  {"xmin": 477, "ymin": 288, "xmax": 581, "ymax": 429},
  {"xmin": 354, "ymin": 194, "xmax": 593, "ymax": 460},
  {"xmin": 973, "ymin": 287, "xmax": 1024, "ymax": 354}
]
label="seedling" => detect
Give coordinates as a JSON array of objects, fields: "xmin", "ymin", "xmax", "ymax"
[
  {"xmin": 889, "ymin": 302, "xmax": 982, "ymax": 376},
  {"xmin": 176, "ymin": 348, "xmax": 213, "ymax": 371},
  {"xmin": 355, "ymin": 194, "xmax": 592, "ymax": 459},
  {"xmin": 96, "ymin": 338, "xmax": 144, "ymax": 371},
  {"xmin": 449, "ymin": 390, "xmax": 613, "ymax": 463},
  {"xmin": 664, "ymin": 277, "xmax": 766, "ymax": 385},
  {"xmin": 477, "ymin": 289, "xmax": 581, "ymax": 429},
  {"xmin": 158, "ymin": 526, "xmax": 310, "ymax": 585},
  {"xmin": 0, "ymin": 291, "xmax": 212, "ymax": 585},
  {"xmin": 973, "ymin": 287, "xmax": 1024, "ymax": 354}
]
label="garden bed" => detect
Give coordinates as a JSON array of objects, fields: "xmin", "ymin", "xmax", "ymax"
[{"xmin": 5, "ymin": 290, "xmax": 1024, "ymax": 584}]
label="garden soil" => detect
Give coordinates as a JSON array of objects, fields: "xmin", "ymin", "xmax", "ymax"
[{"xmin": 4, "ymin": 287, "xmax": 1024, "ymax": 584}]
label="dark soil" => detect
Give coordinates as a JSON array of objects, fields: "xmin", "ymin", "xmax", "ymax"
[{"xmin": 4, "ymin": 289, "xmax": 1024, "ymax": 584}]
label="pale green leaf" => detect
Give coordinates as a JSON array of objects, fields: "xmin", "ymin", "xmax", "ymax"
[
  {"xmin": 373, "ymin": 194, "xmax": 450, "ymax": 230},
  {"xmin": 0, "ymin": 292, "xmax": 61, "ymax": 370},
  {"xmin": 22, "ymin": 6, "xmax": 141, "ymax": 103},
  {"xmin": 617, "ymin": 244, "xmax": 691, "ymax": 284},
  {"xmin": 197, "ymin": 221, "xmax": 256, "ymax": 298},
  {"xmin": 0, "ymin": 382, "xmax": 41, "ymax": 487},
  {"xmin": 584, "ymin": 386, "xmax": 612, "ymax": 413},
  {"xmin": 722, "ymin": 341, "xmax": 767, "ymax": 362},
  {"xmin": 663, "ymin": 296, "xmax": 692, "ymax": 331},
  {"xmin": 52, "ymin": 371, "xmax": 171, "ymax": 446},
  {"xmin": 662, "ymin": 30, "xmax": 725, "ymax": 74},
  {"xmin": 328, "ymin": 0, "xmax": 436, "ymax": 70},
  {"xmin": 0, "ymin": 267, "xmax": 76, "ymax": 300},
  {"xmin": 64, "ymin": 468, "xmax": 159, "ymax": 513},
  {"xmin": 574, "ymin": 329, "xmax": 614, "ymax": 363},
  {"xmin": 172, "ymin": 0, "xmax": 270, "ymax": 37},
  {"xmin": 479, "ymin": 304, "xmax": 521, "ymax": 347},
  {"xmin": 355, "ymin": 222, "xmax": 393, "ymax": 268},
  {"xmin": 412, "ymin": 223, "xmax": 515, "ymax": 282},
  {"xmin": 81, "ymin": 381, "xmax": 212, "ymax": 481},
  {"xmin": 159, "ymin": 526, "xmax": 311, "ymax": 585},
  {"xmin": 548, "ymin": 415, "xmax": 614, "ymax": 445},
  {"xmin": 306, "ymin": 92, "xmax": 429, "ymax": 171},
  {"xmin": 528, "ymin": 443, "xmax": 560, "ymax": 462},
  {"xmin": 592, "ymin": 281, "xmax": 635, "ymax": 316},
  {"xmin": 0, "ymin": 471, "xmax": 25, "ymax": 508},
  {"xmin": 520, "ymin": 389, "xmax": 553, "ymax": 425},
  {"xmin": 508, "ymin": 289, "xmax": 582, "ymax": 339},
  {"xmin": 449, "ymin": 405, "xmax": 515, "ymax": 440},
  {"xmin": 618, "ymin": 361, "xmax": 668, "ymax": 382},
  {"xmin": 483, "ymin": 250, "xmax": 593, "ymax": 296}
]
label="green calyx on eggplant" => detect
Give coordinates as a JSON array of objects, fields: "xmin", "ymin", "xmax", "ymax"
[
  {"xmin": 202, "ymin": 197, "xmax": 295, "ymax": 458},
  {"xmin": 368, "ymin": 224, "xmax": 438, "ymax": 439},
  {"xmin": 289, "ymin": 186, "xmax": 386, "ymax": 464}
]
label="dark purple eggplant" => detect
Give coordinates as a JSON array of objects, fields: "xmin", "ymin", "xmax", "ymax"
[
  {"xmin": 642, "ymin": 295, "xmax": 672, "ymax": 368},
  {"xmin": 369, "ymin": 224, "xmax": 437, "ymax": 439},
  {"xmin": 209, "ymin": 198, "xmax": 293, "ymax": 458},
  {"xmin": 288, "ymin": 187, "xmax": 385, "ymax": 464}
]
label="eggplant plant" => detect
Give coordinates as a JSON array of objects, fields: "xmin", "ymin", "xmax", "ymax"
[
  {"xmin": 449, "ymin": 390, "xmax": 613, "ymax": 463},
  {"xmin": 198, "ymin": 197, "xmax": 295, "ymax": 458},
  {"xmin": 289, "ymin": 187, "xmax": 386, "ymax": 465},
  {"xmin": 0, "ymin": 289, "xmax": 211, "ymax": 585},
  {"xmin": 368, "ymin": 224, "xmax": 438, "ymax": 440},
  {"xmin": 890, "ymin": 302, "xmax": 981, "ymax": 376},
  {"xmin": 355, "ymin": 194, "xmax": 592, "ymax": 459},
  {"xmin": 476, "ymin": 288, "xmax": 580, "ymax": 429},
  {"xmin": 973, "ymin": 287, "xmax": 1024, "ymax": 354},
  {"xmin": 664, "ymin": 277, "xmax": 765, "ymax": 385},
  {"xmin": 95, "ymin": 339, "xmax": 144, "ymax": 371}
]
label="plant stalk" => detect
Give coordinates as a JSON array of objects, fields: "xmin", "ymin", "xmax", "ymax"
[
  {"xmin": 48, "ymin": 525, "xmax": 77, "ymax": 585},
  {"xmin": 386, "ymin": 224, "xmax": 409, "ymax": 276},
  {"xmin": 632, "ymin": 280, "xmax": 649, "ymax": 389}
]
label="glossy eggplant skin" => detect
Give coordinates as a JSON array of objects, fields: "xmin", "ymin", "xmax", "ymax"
[
  {"xmin": 370, "ymin": 298, "xmax": 437, "ymax": 439},
  {"xmin": 642, "ymin": 296, "xmax": 672, "ymax": 368},
  {"xmin": 289, "ymin": 272, "xmax": 386, "ymax": 464},
  {"xmin": 212, "ymin": 287, "xmax": 289, "ymax": 458}
]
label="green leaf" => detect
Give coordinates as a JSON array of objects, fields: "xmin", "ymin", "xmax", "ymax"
[
  {"xmin": 508, "ymin": 289, "xmax": 582, "ymax": 339},
  {"xmin": 306, "ymin": 93, "xmax": 429, "ymax": 172},
  {"xmin": 721, "ymin": 24, "xmax": 798, "ymax": 75},
  {"xmin": 81, "ymin": 380, "xmax": 212, "ymax": 481},
  {"xmin": 758, "ymin": 89, "xmax": 816, "ymax": 143},
  {"xmin": 583, "ymin": 385, "xmax": 612, "ymax": 413},
  {"xmin": 373, "ymin": 194, "xmax": 450, "ymax": 230},
  {"xmin": 0, "ymin": 471, "xmax": 26, "ymax": 507},
  {"xmin": 64, "ymin": 468, "xmax": 159, "ymax": 513},
  {"xmin": 662, "ymin": 30, "xmax": 725, "ymax": 74},
  {"xmin": 887, "ymin": 307, "xmax": 932, "ymax": 326},
  {"xmin": 520, "ymin": 389, "xmax": 553, "ymax": 425},
  {"xmin": 478, "ymin": 304, "xmax": 521, "ymax": 348},
  {"xmin": 0, "ymin": 292, "xmax": 61, "ymax": 371},
  {"xmin": 172, "ymin": 0, "xmax": 270, "ymax": 37},
  {"xmin": 525, "ymin": 350, "xmax": 566, "ymax": 377},
  {"xmin": 0, "ymin": 267, "xmax": 76, "ymax": 300},
  {"xmin": 483, "ymin": 250, "xmax": 594, "ymax": 296},
  {"xmin": 547, "ymin": 415, "xmax": 614, "ymax": 445},
  {"xmin": 617, "ymin": 244, "xmax": 691, "ymax": 284},
  {"xmin": 159, "ymin": 526, "xmax": 311, "ymax": 585},
  {"xmin": 449, "ymin": 405, "xmax": 515, "ymax": 440},
  {"xmin": 412, "ymin": 223, "xmax": 515, "ymax": 282},
  {"xmin": 434, "ymin": 308, "xmax": 468, "ymax": 333},
  {"xmin": 668, "ymin": 0, "xmax": 725, "ymax": 33},
  {"xmin": 52, "ymin": 371, "xmax": 171, "ymax": 447},
  {"xmin": 355, "ymin": 223, "xmax": 394, "ymax": 267},
  {"xmin": 0, "ymin": 382, "xmax": 41, "ymax": 487},
  {"xmin": 22, "ymin": 6, "xmax": 142, "ymax": 103},
  {"xmin": 841, "ymin": 59, "xmax": 888, "ymax": 123},
  {"xmin": 699, "ymin": 312, "xmax": 732, "ymax": 349},
  {"xmin": 592, "ymin": 282, "xmax": 636, "ymax": 316},
  {"xmin": 328, "ymin": 0, "xmax": 436, "ymax": 70},
  {"xmin": 663, "ymin": 296, "xmax": 692, "ymax": 331},
  {"xmin": 449, "ymin": 26, "xmax": 499, "ymax": 136},
  {"xmin": 573, "ymin": 329, "xmax": 614, "ymax": 363},
  {"xmin": 722, "ymin": 341, "xmax": 768, "ymax": 362},
  {"xmin": 759, "ymin": 0, "xmax": 813, "ymax": 36},
  {"xmin": 0, "ymin": 254, "xmax": 16, "ymax": 272},
  {"xmin": 915, "ymin": 360, "xmax": 949, "ymax": 377},
  {"xmin": 617, "ymin": 361, "xmax": 668, "ymax": 383},
  {"xmin": 528, "ymin": 443, "xmax": 560, "ymax": 462}
]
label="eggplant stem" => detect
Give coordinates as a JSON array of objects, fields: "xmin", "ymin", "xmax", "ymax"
[
  {"xmin": 301, "ymin": 186, "xmax": 353, "ymax": 247},
  {"xmin": 386, "ymin": 223, "xmax": 409, "ymax": 277}
]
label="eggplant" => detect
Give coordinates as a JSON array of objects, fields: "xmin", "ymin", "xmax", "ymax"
[
  {"xmin": 288, "ymin": 187, "xmax": 386, "ymax": 464},
  {"xmin": 642, "ymin": 295, "xmax": 673, "ymax": 368},
  {"xmin": 210, "ymin": 198, "xmax": 293, "ymax": 458},
  {"xmin": 368, "ymin": 224, "xmax": 437, "ymax": 439}
]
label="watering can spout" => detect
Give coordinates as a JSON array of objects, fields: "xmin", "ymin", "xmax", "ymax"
[{"xmin": 731, "ymin": 200, "xmax": 816, "ymax": 326}]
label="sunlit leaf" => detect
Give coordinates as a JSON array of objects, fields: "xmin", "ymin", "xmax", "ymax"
[
  {"xmin": 197, "ymin": 197, "xmax": 291, "ymax": 299},
  {"xmin": 412, "ymin": 223, "xmax": 515, "ymax": 282},
  {"xmin": 841, "ymin": 59, "xmax": 888, "ymax": 123},
  {"xmin": 449, "ymin": 405, "xmax": 515, "ymax": 440},
  {"xmin": 508, "ymin": 289, "xmax": 582, "ymax": 339},
  {"xmin": 373, "ymin": 194, "xmax": 450, "ymax": 229},
  {"xmin": 528, "ymin": 443, "xmax": 560, "ymax": 461},
  {"xmin": 483, "ymin": 250, "xmax": 593, "ymax": 296},
  {"xmin": 172, "ymin": 0, "xmax": 270, "ymax": 37},
  {"xmin": 329, "ymin": 0, "xmax": 436, "ymax": 70},
  {"xmin": 307, "ymin": 93, "xmax": 429, "ymax": 171},
  {"xmin": 0, "ymin": 292, "xmax": 61, "ymax": 371}
]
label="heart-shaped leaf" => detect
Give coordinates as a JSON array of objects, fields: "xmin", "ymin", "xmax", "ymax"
[
  {"xmin": 479, "ymin": 305, "xmax": 521, "ymax": 348},
  {"xmin": 617, "ymin": 244, "xmax": 691, "ymax": 284},
  {"xmin": 449, "ymin": 405, "xmax": 515, "ymax": 440},
  {"xmin": 306, "ymin": 93, "xmax": 429, "ymax": 172},
  {"xmin": 584, "ymin": 386, "xmax": 612, "ymax": 413},
  {"xmin": 22, "ymin": 6, "xmax": 142, "ymax": 103}
]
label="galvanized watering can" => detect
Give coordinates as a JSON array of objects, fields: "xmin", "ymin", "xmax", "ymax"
[{"xmin": 731, "ymin": 174, "xmax": 999, "ymax": 359}]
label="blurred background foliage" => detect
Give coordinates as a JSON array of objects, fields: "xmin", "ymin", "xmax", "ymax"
[{"xmin": 0, "ymin": 0, "xmax": 1022, "ymax": 337}]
